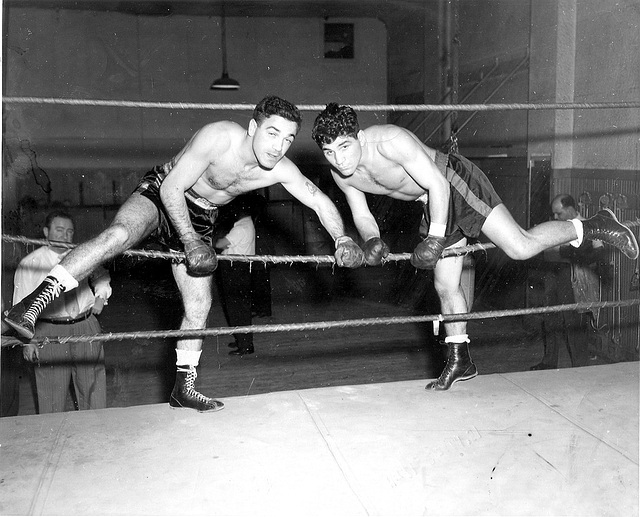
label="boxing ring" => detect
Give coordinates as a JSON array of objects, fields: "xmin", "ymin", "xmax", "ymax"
[
  {"xmin": 2, "ymin": 97, "xmax": 640, "ymax": 516},
  {"xmin": 2, "ymin": 363, "xmax": 638, "ymax": 515}
]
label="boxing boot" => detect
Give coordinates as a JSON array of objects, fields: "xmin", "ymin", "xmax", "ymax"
[
  {"xmin": 3, "ymin": 276, "xmax": 65, "ymax": 339},
  {"xmin": 229, "ymin": 344, "xmax": 255, "ymax": 356},
  {"xmin": 426, "ymin": 341, "xmax": 478, "ymax": 391},
  {"xmin": 169, "ymin": 366, "xmax": 224, "ymax": 412},
  {"xmin": 582, "ymin": 209, "xmax": 639, "ymax": 259}
]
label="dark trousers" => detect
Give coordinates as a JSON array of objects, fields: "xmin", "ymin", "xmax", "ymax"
[
  {"xmin": 541, "ymin": 267, "xmax": 590, "ymax": 368},
  {"xmin": 1, "ymin": 344, "xmax": 21, "ymax": 417},
  {"xmin": 251, "ymin": 263, "xmax": 272, "ymax": 317},
  {"xmin": 216, "ymin": 262, "xmax": 253, "ymax": 349}
]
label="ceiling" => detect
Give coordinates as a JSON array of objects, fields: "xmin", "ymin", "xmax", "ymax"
[{"xmin": 5, "ymin": 0, "xmax": 432, "ymax": 19}]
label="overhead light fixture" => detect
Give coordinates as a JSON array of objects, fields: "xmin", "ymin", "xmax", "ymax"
[{"xmin": 210, "ymin": 5, "xmax": 239, "ymax": 90}]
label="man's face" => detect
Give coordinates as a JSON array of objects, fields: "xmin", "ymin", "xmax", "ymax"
[
  {"xmin": 320, "ymin": 134, "xmax": 362, "ymax": 176},
  {"xmin": 551, "ymin": 201, "xmax": 577, "ymax": 221},
  {"xmin": 250, "ymin": 115, "xmax": 298, "ymax": 169},
  {"xmin": 44, "ymin": 217, "xmax": 74, "ymax": 250}
]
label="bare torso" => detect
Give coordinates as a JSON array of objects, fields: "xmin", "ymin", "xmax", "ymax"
[
  {"xmin": 338, "ymin": 125, "xmax": 440, "ymax": 201},
  {"xmin": 165, "ymin": 121, "xmax": 291, "ymax": 206}
]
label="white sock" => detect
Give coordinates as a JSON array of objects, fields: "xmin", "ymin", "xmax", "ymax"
[
  {"xmin": 176, "ymin": 349, "xmax": 201, "ymax": 367},
  {"xmin": 445, "ymin": 334, "xmax": 470, "ymax": 344},
  {"xmin": 49, "ymin": 264, "xmax": 79, "ymax": 291},
  {"xmin": 568, "ymin": 219, "xmax": 583, "ymax": 248}
]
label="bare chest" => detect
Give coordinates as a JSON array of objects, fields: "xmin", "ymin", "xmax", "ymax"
[
  {"xmin": 196, "ymin": 162, "xmax": 270, "ymax": 202},
  {"xmin": 350, "ymin": 163, "xmax": 423, "ymax": 199}
]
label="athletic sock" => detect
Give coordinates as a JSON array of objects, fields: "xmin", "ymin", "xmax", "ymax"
[
  {"xmin": 175, "ymin": 349, "xmax": 202, "ymax": 367},
  {"xmin": 568, "ymin": 218, "xmax": 583, "ymax": 247},
  {"xmin": 49, "ymin": 264, "xmax": 79, "ymax": 291},
  {"xmin": 445, "ymin": 334, "xmax": 470, "ymax": 344}
]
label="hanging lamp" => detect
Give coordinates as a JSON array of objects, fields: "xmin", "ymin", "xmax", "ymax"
[{"xmin": 210, "ymin": 5, "xmax": 239, "ymax": 90}]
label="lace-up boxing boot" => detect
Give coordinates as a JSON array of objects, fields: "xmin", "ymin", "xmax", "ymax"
[
  {"xmin": 582, "ymin": 209, "xmax": 639, "ymax": 259},
  {"xmin": 3, "ymin": 277, "xmax": 65, "ymax": 339},
  {"xmin": 426, "ymin": 342, "xmax": 478, "ymax": 391},
  {"xmin": 169, "ymin": 366, "xmax": 224, "ymax": 412}
]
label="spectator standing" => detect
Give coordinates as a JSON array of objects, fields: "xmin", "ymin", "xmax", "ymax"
[
  {"xmin": 531, "ymin": 194, "xmax": 605, "ymax": 370},
  {"xmin": 13, "ymin": 211, "xmax": 112, "ymax": 413},
  {"xmin": 216, "ymin": 199, "xmax": 256, "ymax": 356}
]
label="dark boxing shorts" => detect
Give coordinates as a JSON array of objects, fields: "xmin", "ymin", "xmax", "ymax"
[
  {"xmin": 133, "ymin": 164, "xmax": 224, "ymax": 253},
  {"xmin": 418, "ymin": 151, "xmax": 503, "ymax": 248}
]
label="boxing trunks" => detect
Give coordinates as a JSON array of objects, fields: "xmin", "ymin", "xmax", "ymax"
[
  {"xmin": 133, "ymin": 164, "xmax": 224, "ymax": 253},
  {"xmin": 418, "ymin": 151, "xmax": 503, "ymax": 248}
]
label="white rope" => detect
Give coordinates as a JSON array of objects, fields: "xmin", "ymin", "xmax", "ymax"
[{"xmin": 4, "ymin": 96, "xmax": 640, "ymax": 111}]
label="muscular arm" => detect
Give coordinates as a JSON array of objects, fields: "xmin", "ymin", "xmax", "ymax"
[
  {"xmin": 159, "ymin": 126, "xmax": 221, "ymax": 240},
  {"xmin": 339, "ymin": 180, "xmax": 380, "ymax": 241},
  {"xmin": 278, "ymin": 164, "xmax": 347, "ymax": 241}
]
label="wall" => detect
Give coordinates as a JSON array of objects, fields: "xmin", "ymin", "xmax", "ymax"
[
  {"xmin": 3, "ymin": 8, "xmax": 387, "ymax": 210},
  {"xmin": 529, "ymin": 0, "xmax": 640, "ymax": 171}
]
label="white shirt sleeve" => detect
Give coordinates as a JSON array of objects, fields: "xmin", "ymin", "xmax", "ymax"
[{"xmin": 222, "ymin": 216, "xmax": 256, "ymax": 255}]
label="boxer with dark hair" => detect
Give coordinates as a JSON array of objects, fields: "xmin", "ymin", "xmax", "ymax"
[
  {"xmin": 312, "ymin": 103, "xmax": 638, "ymax": 391},
  {"xmin": 4, "ymin": 95, "xmax": 364, "ymax": 412}
]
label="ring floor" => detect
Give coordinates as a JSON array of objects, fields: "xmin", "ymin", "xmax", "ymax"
[{"xmin": 1, "ymin": 362, "xmax": 638, "ymax": 516}]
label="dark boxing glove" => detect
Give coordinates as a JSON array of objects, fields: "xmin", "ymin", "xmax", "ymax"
[
  {"xmin": 182, "ymin": 233, "xmax": 218, "ymax": 275},
  {"xmin": 362, "ymin": 237, "xmax": 390, "ymax": 266},
  {"xmin": 410, "ymin": 235, "xmax": 446, "ymax": 269},
  {"xmin": 334, "ymin": 236, "xmax": 365, "ymax": 268}
]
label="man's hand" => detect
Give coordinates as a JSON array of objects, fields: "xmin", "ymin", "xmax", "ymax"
[
  {"xmin": 410, "ymin": 235, "xmax": 446, "ymax": 269},
  {"xmin": 92, "ymin": 296, "xmax": 106, "ymax": 315},
  {"xmin": 23, "ymin": 342, "xmax": 39, "ymax": 363},
  {"xmin": 362, "ymin": 237, "xmax": 390, "ymax": 266},
  {"xmin": 182, "ymin": 233, "xmax": 218, "ymax": 275},
  {"xmin": 334, "ymin": 236, "xmax": 365, "ymax": 268}
]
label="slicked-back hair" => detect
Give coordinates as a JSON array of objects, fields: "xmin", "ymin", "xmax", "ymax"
[
  {"xmin": 44, "ymin": 210, "xmax": 74, "ymax": 230},
  {"xmin": 252, "ymin": 95, "xmax": 302, "ymax": 132},
  {"xmin": 312, "ymin": 103, "xmax": 360, "ymax": 147}
]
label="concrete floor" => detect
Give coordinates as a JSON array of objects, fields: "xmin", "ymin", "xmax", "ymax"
[{"xmin": 1, "ymin": 362, "xmax": 637, "ymax": 516}]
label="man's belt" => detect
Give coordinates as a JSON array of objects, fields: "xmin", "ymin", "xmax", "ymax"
[{"xmin": 39, "ymin": 310, "xmax": 92, "ymax": 325}]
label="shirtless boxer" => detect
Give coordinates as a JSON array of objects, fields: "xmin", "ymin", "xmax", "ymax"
[
  {"xmin": 4, "ymin": 96, "xmax": 365, "ymax": 412},
  {"xmin": 311, "ymin": 103, "xmax": 638, "ymax": 391}
]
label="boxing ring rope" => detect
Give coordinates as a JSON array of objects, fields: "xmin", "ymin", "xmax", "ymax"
[
  {"xmin": 3, "ymin": 298, "xmax": 637, "ymax": 348},
  {"xmin": 3, "ymin": 216, "xmax": 639, "ymax": 266},
  {"xmin": 3, "ymin": 96, "xmax": 638, "ymax": 349},
  {"xmin": 4, "ymin": 96, "xmax": 640, "ymax": 112},
  {"xmin": 1, "ymin": 234, "xmax": 499, "ymax": 264}
]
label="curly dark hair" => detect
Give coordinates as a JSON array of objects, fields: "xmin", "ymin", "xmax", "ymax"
[
  {"xmin": 311, "ymin": 103, "xmax": 360, "ymax": 147},
  {"xmin": 253, "ymin": 95, "xmax": 302, "ymax": 132}
]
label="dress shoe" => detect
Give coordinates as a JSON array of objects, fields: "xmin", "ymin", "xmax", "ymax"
[
  {"xmin": 529, "ymin": 362, "xmax": 554, "ymax": 371},
  {"xmin": 229, "ymin": 346, "xmax": 254, "ymax": 356}
]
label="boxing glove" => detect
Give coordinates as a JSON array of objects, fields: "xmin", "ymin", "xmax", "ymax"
[
  {"xmin": 182, "ymin": 234, "xmax": 218, "ymax": 275},
  {"xmin": 334, "ymin": 236, "xmax": 365, "ymax": 268},
  {"xmin": 410, "ymin": 235, "xmax": 446, "ymax": 269},
  {"xmin": 362, "ymin": 237, "xmax": 390, "ymax": 266}
]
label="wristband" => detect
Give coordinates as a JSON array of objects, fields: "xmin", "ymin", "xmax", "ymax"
[
  {"xmin": 429, "ymin": 223, "xmax": 446, "ymax": 238},
  {"xmin": 180, "ymin": 232, "xmax": 200, "ymax": 243}
]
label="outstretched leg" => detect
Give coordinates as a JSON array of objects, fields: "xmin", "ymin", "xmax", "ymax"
[
  {"xmin": 482, "ymin": 204, "xmax": 638, "ymax": 260},
  {"xmin": 4, "ymin": 194, "xmax": 159, "ymax": 338},
  {"xmin": 168, "ymin": 262, "xmax": 223, "ymax": 412}
]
